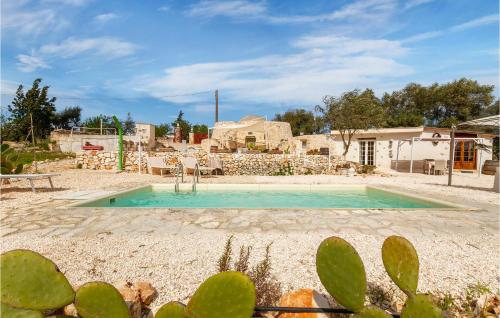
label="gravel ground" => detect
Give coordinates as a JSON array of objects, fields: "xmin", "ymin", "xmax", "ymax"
[
  {"xmin": 1, "ymin": 159, "xmax": 499, "ymax": 310},
  {"xmin": 1, "ymin": 232, "xmax": 498, "ymax": 311}
]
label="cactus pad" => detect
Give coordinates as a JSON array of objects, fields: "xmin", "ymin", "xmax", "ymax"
[
  {"xmin": 354, "ymin": 306, "xmax": 392, "ymax": 318},
  {"xmin": 401, "ymin": 294, "xmax": 442, "ymax": 318},
  {"xmin": 0, "ymin": 250, "xmax": 74, "ymax": 310},
  {"xmin": 187, "ymin": 271, "xmax": 256, "ymax": 318},
  {"xmin": 382, "ymin": 236, "xmax": 419, "ymax": 295},
  {"xmin": 316, "ymin": 236, "xmax": 366, "ymax": 312},
  {"xmin": 74, "ymin": 282, "xmax": 130, "ymax": 318},
  {"xmin": 155, "ymin": 301, "xmax": 187, "ymax": 318},
  {"xmin": 0, "ymin": 303, "xmax": 44, "ymax": 318}
]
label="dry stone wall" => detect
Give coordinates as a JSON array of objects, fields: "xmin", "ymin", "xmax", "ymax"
[{"xmin": 75, "ymin": 150, "xmax": 337, "ymax": 175}]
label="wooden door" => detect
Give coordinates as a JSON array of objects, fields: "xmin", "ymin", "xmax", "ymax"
[{"xmin": 454, "ymin": 141, "xmax": 476, "ymax": 170}]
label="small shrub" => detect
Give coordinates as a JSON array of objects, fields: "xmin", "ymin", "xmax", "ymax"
[
  {"xmin": 437, "ymin": 293, "xmax": 455, "ymax": 311},
  {"xmin": 217, "ymin": 237, "xmax": 282, "ymax": 307},
  {"xmin": 76, "ymin": 163, "xmax": 83, "ymax": 169}
]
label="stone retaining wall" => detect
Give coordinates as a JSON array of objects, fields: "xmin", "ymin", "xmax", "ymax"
[{"xmin": 75, "ymin": 150, "xmax": 342, "ymax": 175}]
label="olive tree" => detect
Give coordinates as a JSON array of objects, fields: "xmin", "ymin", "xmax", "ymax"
[{"xmin": 316, "ymin": 89, "xmax": 385, "ymax": 157}]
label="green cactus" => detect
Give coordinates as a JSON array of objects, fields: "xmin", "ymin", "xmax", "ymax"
[
  {"xmin": 400, "ymin": 294, "xmax": 442, "ymax": 318},
  {"xmin": 187, "ymin": 271, "xmax": 256, "ymax": 318},
  {"xmin": 0, "ymin": 303, "xmax": 43, "ymax": 318},
  {"xmin": 0, "ymin": 250, "xmax": 74, "ymax": 310},
  {"xmin": 354, "ymin": 306, "xmax": 392, "ymax": 318},
  {"xmin": 155, "ymin": 301, "xmax": 187, "ymax": 318},
  {"xmin": 74, "ymin": 282, "xmax": 130, "ymax": 318},
  {"xmin": 1, "ymin": 144, "xmax": 23, "ymax": 174},
  {"xmin": 382, "ymin": 236, "xmax": 419, "ymax": 295},
  {"xmin": 316, "ymin": 236, "xmax": 366, "ymax": 312}
]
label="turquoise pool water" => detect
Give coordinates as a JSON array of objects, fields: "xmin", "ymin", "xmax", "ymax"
[{"xmin": 77, "ymin": 187, "xmax": 449, "ymax": 209}]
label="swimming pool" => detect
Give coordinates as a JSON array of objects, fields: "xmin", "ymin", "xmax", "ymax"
[{"xmin": 74, "ymin": 184, "xmax": 454, "ymax": 209}]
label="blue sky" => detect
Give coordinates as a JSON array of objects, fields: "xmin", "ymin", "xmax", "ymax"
[{"xmin": 1, "ymin": 0, "xmax": 498, "ymax": 126}]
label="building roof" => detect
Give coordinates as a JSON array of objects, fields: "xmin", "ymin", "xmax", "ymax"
[
  {"xmin": 458, "ymin": 115, "xmax": 500, "ymax": 129},
  {"xmin": 330, "ymin": 127, "xmax": 425, "ymax": 135}
]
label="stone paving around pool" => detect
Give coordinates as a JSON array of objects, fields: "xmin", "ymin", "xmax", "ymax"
[{"xmin": 1, "ymin": 190, "xmax": 497, "ymax": 240}]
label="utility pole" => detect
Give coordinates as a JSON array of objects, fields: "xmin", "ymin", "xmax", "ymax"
[
  {"xmin": 30, "ymin": 113, "xmax": 37, "ymax": 172},
  {"xmin": 215, "ymin": 89, "xmax": 219, "ymax": 123}
]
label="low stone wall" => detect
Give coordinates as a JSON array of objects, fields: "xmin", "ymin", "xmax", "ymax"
[{"xmin": 75, "ymin": 150, "xmax": 339, "ymax": 175}]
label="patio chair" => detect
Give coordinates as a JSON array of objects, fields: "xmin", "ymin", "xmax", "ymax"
[
  {"xmin": 182, "ymin": 157, "xmax": 216, "ymax": 176},
  {"xmin": 147, "ymin": 156, "xmax": 177, "ymax": 176},
  {"xmin": 208, "ymin": 156, "xmax": 224, "ymax": 175},
  {"xmin": 0, "ymin": 173, "xmax": 59, "ymax": 193},
  {"xmin": 433, "ymin": 160, "xmax": 447, "ymax": 175}
]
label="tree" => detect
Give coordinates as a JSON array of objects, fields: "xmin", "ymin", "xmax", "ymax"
[
  {"xmin": 122, "ymin": 112, "xmax": 135, "ymax": 135},
  {"xmin": 155, "ymin": 123, "xmax": 171, "ymax": 137},
  {"xmin": 52, "ymin": 106, "xmax": 82, "ymax": 129},
  {"xmin": 425, "ymin": 78, "xmax": 494, "ymax": 127},
  {"xmin": 6, "ymin": 78, "xmax": 56, "ymax": 141},
  {"xmin": 274, "ymin": 109, "xmax": 324, "ymax": 136},
  {"xmin": 192, "ymin": 124, "xmax": 208, "ymax": 134},
  {"xmin": 171, "ymin": 110, "xmax": 191, "ymax": 141},
  {"xmin": 81, "ymin": 115, "xmax": 115, "ymax": 131},
  {"xmin": 383, "ymin": 83, "xmax": 429, "ymax": 127},
  {"xmin": 317, "ymin": 89, "xmax": 385, "ymax": 156},
  {"xmin": 479, "ymin": 99, "xmax": 499, "ymax": 117}
]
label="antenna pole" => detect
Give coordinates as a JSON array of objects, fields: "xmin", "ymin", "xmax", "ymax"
[{"xmin": 215, "ymin": 89, "xmax": 219, "ymax": 123}]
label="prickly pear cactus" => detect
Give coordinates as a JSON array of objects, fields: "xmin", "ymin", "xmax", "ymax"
[
  {"xmin": 0, "ymin": 249, "xmax": 74, "ymax": 310},
  {"xmin": 382, "ymin": 236, "xmax": 419, "ymax": 295},
  {"xmin": 354, "ymin": 306, "xmax": 392, "ymax": 318},
  {"xmin": 316, "ymin": 236, "xmax": 366, "ymax": 312},
  {"xmin": 74, "ymin": 282, "xmax": 130, "ymax": 318},
  {"xmin": 401, "ymin": 294, "xmax": 442, "ymax": 318},
  {"xmin": 0, "ymin": 302, "xmax": 44, "ymax": 318},
  {"xmin": 155, "ymin": 301, "xmax": 187, "ymax": 318},
  {"xmin": 187, "ymin": 271, "xmax": 256, "ymax": 318}
]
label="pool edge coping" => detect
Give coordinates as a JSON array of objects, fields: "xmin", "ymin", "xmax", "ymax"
[{"xmin": 65, "ymin": 183, "xmax": 475, "ymax": 211}]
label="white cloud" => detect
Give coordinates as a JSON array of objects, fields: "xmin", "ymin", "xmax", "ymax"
[
  {"xmin": 403, "ymin": 0, "xmax": 434, "ymax": 10},
  {"xmin": 158, "ymin": 6, "xmax": 170, "ymax": 12},
  {"xmin": 16, "ymin": 54, "xmax": 51, "ymax": 72},
  {"xmin": 403, "ymin": 14, "xmax": 499, "ymax": 43},
  {"xmin": 41, "ymin": 0, "xmax": 92, "ymax": 6},
  {"xmin": 39, "ymin": 37, "xmax": 137, "ymax": 59},
  {"xmin": 134, "ymin": 35, "xmax": 412, "ymax": 106},
  {"xmin": 186, "ymin": 0, "xmax": 398, "ymax": 25},
  {"xmin": 94, "ymin": 13, "xmax": 119, "ymax": 23},
  {"xmin": 16, "ymin": 37, "xmax": 137, "ymax": 72},
  {"xmin": 186, "ymin": 0, "xmax": 267, "ymax": 19},
  {"xmin": 0, "ymin": 80, "xmax": 21, "ymax": 96},
  {"xmin": 1, "ymin": 7, "xmax": 61, "ymax": 35},
  {"xmin": 449, "ymin": 14, "xmax": 499, "ymax": 32}
]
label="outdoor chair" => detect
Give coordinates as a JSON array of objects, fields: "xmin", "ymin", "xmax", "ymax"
[
  {"xmin": 0, "ymin": 173, "xmax": 59, "ymax": 193},
  {"xmin": 182, "ymin": 157, "xmax": 217, "ymax": 175},
  {"xmin": 147, "ymin": 157, "xmax": 177, "ymax": 176},
  {"xmin": 433, "ymin": 160, "xmax": 447, "ymax": 175}
]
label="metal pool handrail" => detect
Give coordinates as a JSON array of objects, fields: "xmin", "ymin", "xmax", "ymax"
[{"xmin": 175, "ymin": 162, "xmax": 184, "ymax": 192}]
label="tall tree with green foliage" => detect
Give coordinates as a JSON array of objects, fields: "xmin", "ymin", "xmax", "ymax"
[
  {"xmin": 6, "ymin": 79, "xmax": 56, "ymax": 141},
  {"xmin": 122, "ymin": 112, "xmax": 135, "ymax": 135},
  {"xmin": 155, "ymin": 123, "xmax": 171, "ymax": 137},
  {"xmin": 274, "ymin": 109, "xmax": 324, "ymax": 136},
  {"xmin": 81, "ymin": 115, "xmax": 115, "ymax": 132},
  {"xmin": 171, "ymin": 110, "xmax": 191, "ymax": 141},
  {"xmin": 192, "ymin": 124, "xmax": 208, "ymax": 134},
  {"xmin": 317, "ymin": 89, "xmax": 385, "ymax": 156},
  {"xmin": 382, "ymin": 83, "xmax": 429, "ymax": 127},
  {"xmin": 425, "ymin": 78, "xmax": 494, "ymax": 127},
  {"xmin": 52, "ymin": 106, "xmax": 82, "ymax": 129}
]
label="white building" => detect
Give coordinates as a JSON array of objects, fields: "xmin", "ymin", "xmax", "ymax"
[{"xmin": 329, "ymin": 127, "xmax": 495, "ymax": 172}]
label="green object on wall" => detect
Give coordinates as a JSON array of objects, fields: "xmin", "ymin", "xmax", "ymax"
[{"xmin": 112, "ymin": 116, "xmax": 123, "ymax": 171}]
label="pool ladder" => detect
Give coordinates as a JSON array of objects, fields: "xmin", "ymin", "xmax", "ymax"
[
  {"xmin": 174, "ymin": 162, "xmax": 200, "ymax": 193},
  {"xmin": 174, "ymin": 162, "xmax": 183, "ymax": 192},
  {"xmin": 192, "ymin": 164, "xmax": 200, "ymax": 192}
]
